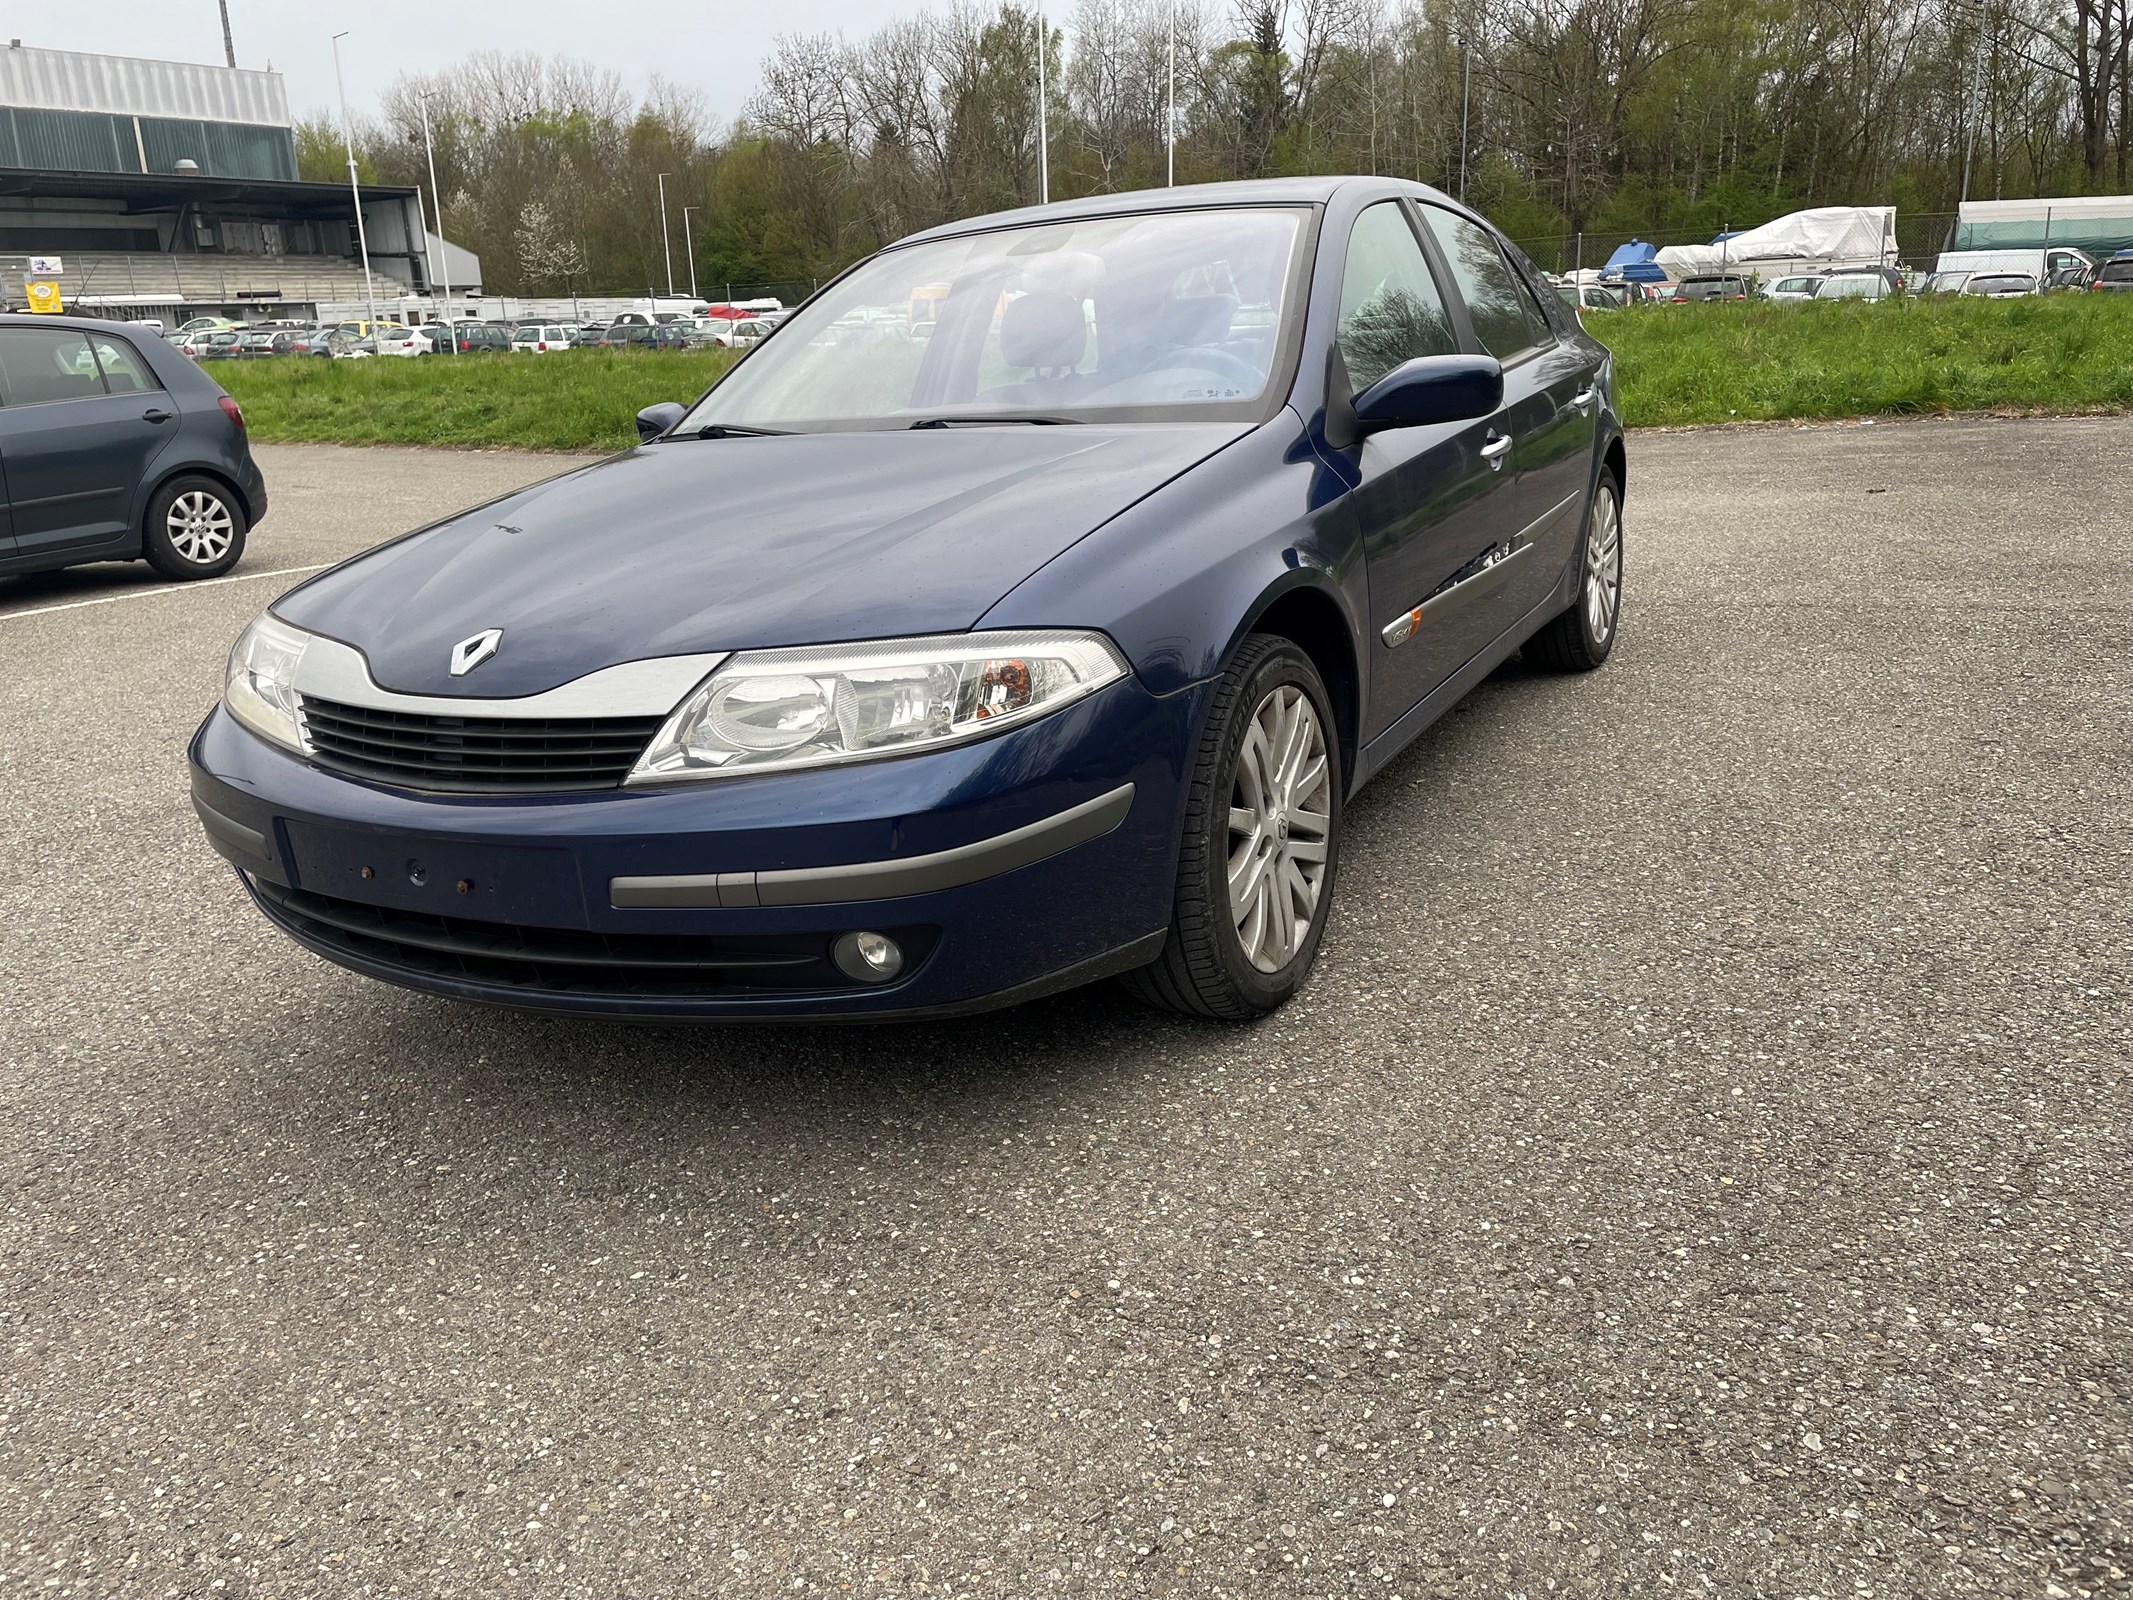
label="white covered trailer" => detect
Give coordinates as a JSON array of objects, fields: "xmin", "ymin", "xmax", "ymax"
[{"xmin": 1655, "ymin": 206, "xmax": 1896, "ymax": 283}]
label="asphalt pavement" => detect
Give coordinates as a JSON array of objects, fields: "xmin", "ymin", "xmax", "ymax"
[{"xmin": 1, "ymin": 421, "xmax": 2127, "ymax": 1598}]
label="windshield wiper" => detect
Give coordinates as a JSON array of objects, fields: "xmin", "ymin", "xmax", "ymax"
[
  {"xmin": 687, "ymin": 423, "xmax": 791, "ymax": 439},
  {"xmin": 907, "ymin": 414, "xmax": 1084, "ymax": 429}
]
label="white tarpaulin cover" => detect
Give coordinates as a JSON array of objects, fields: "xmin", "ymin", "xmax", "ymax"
[{"xmin": 1654, "ymin": 206, "xmax": 1895, "ymax": 279}]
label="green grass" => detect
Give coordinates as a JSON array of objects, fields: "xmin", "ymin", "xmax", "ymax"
[
  {"xmin": 213, "ymin": 294, "xmax": 2133, "ymax": 451},
  {"xmin": 217, "ymin": 347, "xmax": 738, "ymax": 452},
  {"xmin": 1600, "ymin": 291, "xmax": 2133, "ymax": 427}
]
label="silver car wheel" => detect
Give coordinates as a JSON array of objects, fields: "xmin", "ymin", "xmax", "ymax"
[
  {"xmin": 166, "ymin": 490, "xmax": 235, "ymax": 564},
  {"xmin": 1584, "ymin": 484, "xmax": 1622, "ymax": 645},
  {"xmin": 1227, "ymin": 684, "xmax": 1333, "ymax": 974}
]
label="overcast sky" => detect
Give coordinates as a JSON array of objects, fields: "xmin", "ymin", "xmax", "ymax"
[{"xmin": 27, "ymin": 0, "xmax": 876, "ymax": 127}]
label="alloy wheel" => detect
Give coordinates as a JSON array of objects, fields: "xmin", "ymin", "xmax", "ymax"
[
  {"xmin": 1227, "ymin": 684, "xmax": 1333, "ymax": 974},
  {"xmin": 1584, "ymin": 486, "xmax": 1622, "ymax": 645},
  {"xmin": 167, "ymin": 490, "xmax": 235, "ymax": 565}
]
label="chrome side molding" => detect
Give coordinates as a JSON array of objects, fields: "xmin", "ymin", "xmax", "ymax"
[{"xmin": 1380, "ymin": 491, "xmax": 1583, "ymax": 649}]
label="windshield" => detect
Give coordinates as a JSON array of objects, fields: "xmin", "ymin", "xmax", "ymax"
[
  {"xmin": 680, "ymin": 206, "xmax": 1309, "ymax": 432},
  {"xmin": 1965, "ymin": 275, "xmax": 2034, "ymax": 294}
]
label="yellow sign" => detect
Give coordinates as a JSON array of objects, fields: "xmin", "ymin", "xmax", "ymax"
[{"xmin": 25, "ymin": 281, "xmax": 63, "ymax": 314}]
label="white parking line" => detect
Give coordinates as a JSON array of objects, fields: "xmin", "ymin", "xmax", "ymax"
[{"xmin": 0, "ymin": 563, "xmax": 331, "ymax": 624}]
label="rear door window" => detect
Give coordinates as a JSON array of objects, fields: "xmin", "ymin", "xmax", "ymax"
[
  {"xmin": 92, "ymin": 334, "xmax": 159, "ymax": 391},
  {"xmin": 1416, "ymin": 206, "xmax": 1550, "ymax": 362},
  {"xmin": 0, "ymin": 327, "xmax": 108, "ymax": 405}
]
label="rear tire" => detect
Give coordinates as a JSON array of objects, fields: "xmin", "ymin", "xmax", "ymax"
[
  {"xmin": 142, "ymin": 475, "xmax": 247, "ymax": 580},
  {"xmin": 1526, "ymin": 466, "xmax": 1622, "ymax": 672},
  {"xmin": 1123, "ymin": 635, "xmax": 1342, "ymax": 1020}
]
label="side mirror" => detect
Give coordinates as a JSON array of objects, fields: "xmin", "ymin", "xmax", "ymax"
[
  {"xmin": 635, "ymin": 401, "xmax": 686, "ymax": 443},
  {"xmin": 1351, "ymin": 355, "xmax": 1504, "ymax": 434}
]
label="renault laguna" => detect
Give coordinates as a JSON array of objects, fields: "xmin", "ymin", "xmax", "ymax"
[{"xmin": 191, "ymin": 178, "xmax": 1626, "ymax": 1021}]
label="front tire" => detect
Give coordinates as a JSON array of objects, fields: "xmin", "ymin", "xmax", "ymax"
[
  {"xmin": 1124, "ymin": 635, "xmax": 1342, "ymax": 1019},
  {"xmin": 1526, "ymin": 466, "xmax": 1622, "ymax": 672},
  {"xmin": 142, "ymin": 475, "xmax": 247, "ymax": 580}
]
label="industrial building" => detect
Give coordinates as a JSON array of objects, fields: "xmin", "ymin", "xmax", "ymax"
[{"xmin": 0, "ymin": 40, "xmax": 478, "ymax": 324}]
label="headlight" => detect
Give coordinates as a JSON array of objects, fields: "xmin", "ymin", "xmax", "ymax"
[
  {"xmin": 224, "ymin": 611, "xmax": 312, "ymax": 753},
  {"xmin": 628, "ymin": 629, "xmax": 1129, "ymax": 783}
]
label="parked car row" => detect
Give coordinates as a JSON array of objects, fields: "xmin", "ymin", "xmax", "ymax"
[
  {"xmin": 1563, "ymin": 252, "xmax": 2133, "ymax": 307},
  {"xmin": 152, "ymin": 312, "xmax": 789, "ymax": 362}
]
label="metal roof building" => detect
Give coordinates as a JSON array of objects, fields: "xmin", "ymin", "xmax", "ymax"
[
  {"xmin": 0, "ymin": 43, "xmax": 296, "ymax": 181},
  {"xmin": 0, "ymin": 41, "xmax": 480, "ymax": 321}
]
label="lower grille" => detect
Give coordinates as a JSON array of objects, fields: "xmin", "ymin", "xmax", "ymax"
[
  {"xmin": 299, "ymin": 695, "xmax": 662, "ymax": 793},
  {"xmin": 249, "ymin": 877, "xmax": 933, "ymax": 999}
]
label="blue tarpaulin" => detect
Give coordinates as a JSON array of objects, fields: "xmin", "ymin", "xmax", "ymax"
[{"xmin": 1600, "ymin": 239, "xmax": 1665, "ymax": 283}]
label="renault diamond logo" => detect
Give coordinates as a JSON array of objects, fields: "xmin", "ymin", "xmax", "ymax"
[{"xmin": 450, "ymin": 628, "xmax": 504, "ymax": 676}]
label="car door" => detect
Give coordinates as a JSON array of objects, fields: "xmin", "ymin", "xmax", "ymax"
[
  {"xmin": 1329, "ymin": 201, "xmax": 1526, "ymax": 738},
  {"xmin": 0, "ymin": 325, "xmax": 175, "ymax": 561},
  {"xmin": 1416, "ymin": 205, "xmax": 1599, "ymax": 625}
]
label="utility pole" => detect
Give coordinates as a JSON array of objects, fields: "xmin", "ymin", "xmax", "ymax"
[
  {"xmin": 1458, "ymin": 37, "xmax": 1472, "ymax": 203},
  {"xmin": 682, "ymin": 205, "xmax": 699, "ymax": 299},
  {"xmin": 656, "ymin": 173, "xmax": 674, "ymax": 299},
  {"xmin": 218, "ymin": 0, "xmax": 236, "ymax": 68},
  {"xmin": 330, "ymin": 32, "xmax": 381, "ymax": 344},
  {"xmin": 1037, "ymin": 14, "xmax": 1050, "ymax": 205}
]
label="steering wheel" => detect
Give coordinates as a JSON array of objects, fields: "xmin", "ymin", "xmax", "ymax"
[{"xmin": 1156, "ymin": 344, "xmax": 1262, "ymax": 385}]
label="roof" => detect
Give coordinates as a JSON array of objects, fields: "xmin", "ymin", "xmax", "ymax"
[
  {"xmin": 0, "ymin": 166, "xmax": 416, "ymax": 212},
  {"xmin": 895, "ymin": 176, "xmax": 1460, "ymax": 247},
  {"xmin": 0, "ymin": 44, "xmax": 288, "ymax": 128}
]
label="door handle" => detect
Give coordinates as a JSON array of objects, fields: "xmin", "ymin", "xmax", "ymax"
[
  {"xmin": 1571, "ymin": 387, "xmax": 1596, "ymax": 414},
  {"xmin": 1480, "ymin": 434, "xmax": 1512, "ymax": 471},
  {"xmin": 142, "ymin": 407, "xmax": 173, "ymax": 423}
]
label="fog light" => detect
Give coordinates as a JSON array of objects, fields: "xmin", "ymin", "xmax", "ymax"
[{"xmin": 832, "ymin": 930, "xmax": 904, "ymax": 984}]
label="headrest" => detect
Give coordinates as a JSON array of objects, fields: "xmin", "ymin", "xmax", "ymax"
[{"xmin": 999, "ymin": 291, "xmax": 1088, "ymax": 370}]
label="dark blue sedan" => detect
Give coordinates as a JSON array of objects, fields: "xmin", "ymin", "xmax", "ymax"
[{"xmin": 191, "ymin": 178, "xmax": 1625, "ymax": 1020}]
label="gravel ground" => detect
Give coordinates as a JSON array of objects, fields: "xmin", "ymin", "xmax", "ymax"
[{"xmin": 1, "ymin": 420, "xmax": 2127, "ymax": 1599}]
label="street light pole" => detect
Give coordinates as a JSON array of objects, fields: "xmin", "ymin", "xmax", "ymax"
[
  {"xmin": 656, "ymin": 172, "xmax": 675, "ymax": 299},
  {"xmin": 1458, "ymin": 37, "xmax": 1473, "ymax": 203},
  {"xmin": 1958, "ymin": 0, "xmax": 1989, "ymax": 205},
  {"xmin": 1166, "ymin": 0, "xmax": 1176, "ymax": 186},
  {"xmin": 419, "ymin": 91, "xmax": 454, "ymax": 342},
  {"xmin": 330, "ymin": 31, "xmax": 381, "ymax": 344},
  {"xmin": 1037, "ymin": 13, "xmax": 1050, "ymax": 205},
  {"xmin": 682, "ymin": 206, "xmax": 699, "ymax": 299}
]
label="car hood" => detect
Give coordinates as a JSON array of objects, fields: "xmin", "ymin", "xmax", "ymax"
[{"xmin": 275, "ymin": 423, "xmax": 1251, "ymax": 698}]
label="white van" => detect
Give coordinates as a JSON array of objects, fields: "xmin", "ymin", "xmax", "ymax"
[{"xmin": 1930, "ymin": 246, "xmax": 2094, "ymax": 289}]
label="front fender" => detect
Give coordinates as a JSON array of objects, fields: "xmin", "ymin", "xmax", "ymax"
[{"xmin": 978, "ymin": 409, "xmax": 1368, "ymax": 701}]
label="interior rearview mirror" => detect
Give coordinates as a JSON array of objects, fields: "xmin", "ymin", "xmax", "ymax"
[
  {"xmin": 1351, "ymin": 355, "xmax": 1505, "ymax": 434},
  {"xmin": 636, "ymin": 401, "xmax": 687, "ymax": 442}
]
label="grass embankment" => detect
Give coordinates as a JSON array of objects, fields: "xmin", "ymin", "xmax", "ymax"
[
  {"xmin": 215, "ymin": 294, "xmax": 2133, "ymax": 451},
  {"xmin": 217, "ymin": 347, "xmax": 738, "ymax": 452},
  {"xmin": 1605, "ymin": 291, "xmax": 2133, "ymax": 427}
]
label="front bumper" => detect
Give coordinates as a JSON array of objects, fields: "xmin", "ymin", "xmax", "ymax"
[{"xmin": 189, "ymin": 672, "xmax": 1206, "ymax": 1019}]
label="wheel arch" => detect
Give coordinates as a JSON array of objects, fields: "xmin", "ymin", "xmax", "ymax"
[
  {"xmin": 143, "ymin": 462, "xmax": 257, "ymax": 538},
  {"xmin": 1602, "ymin": 429, "xmax": 1627, "ymax": 497},
  {"xmin": 1241, "ymin": 579, "xmax": 1361, "ymax": 792}
]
